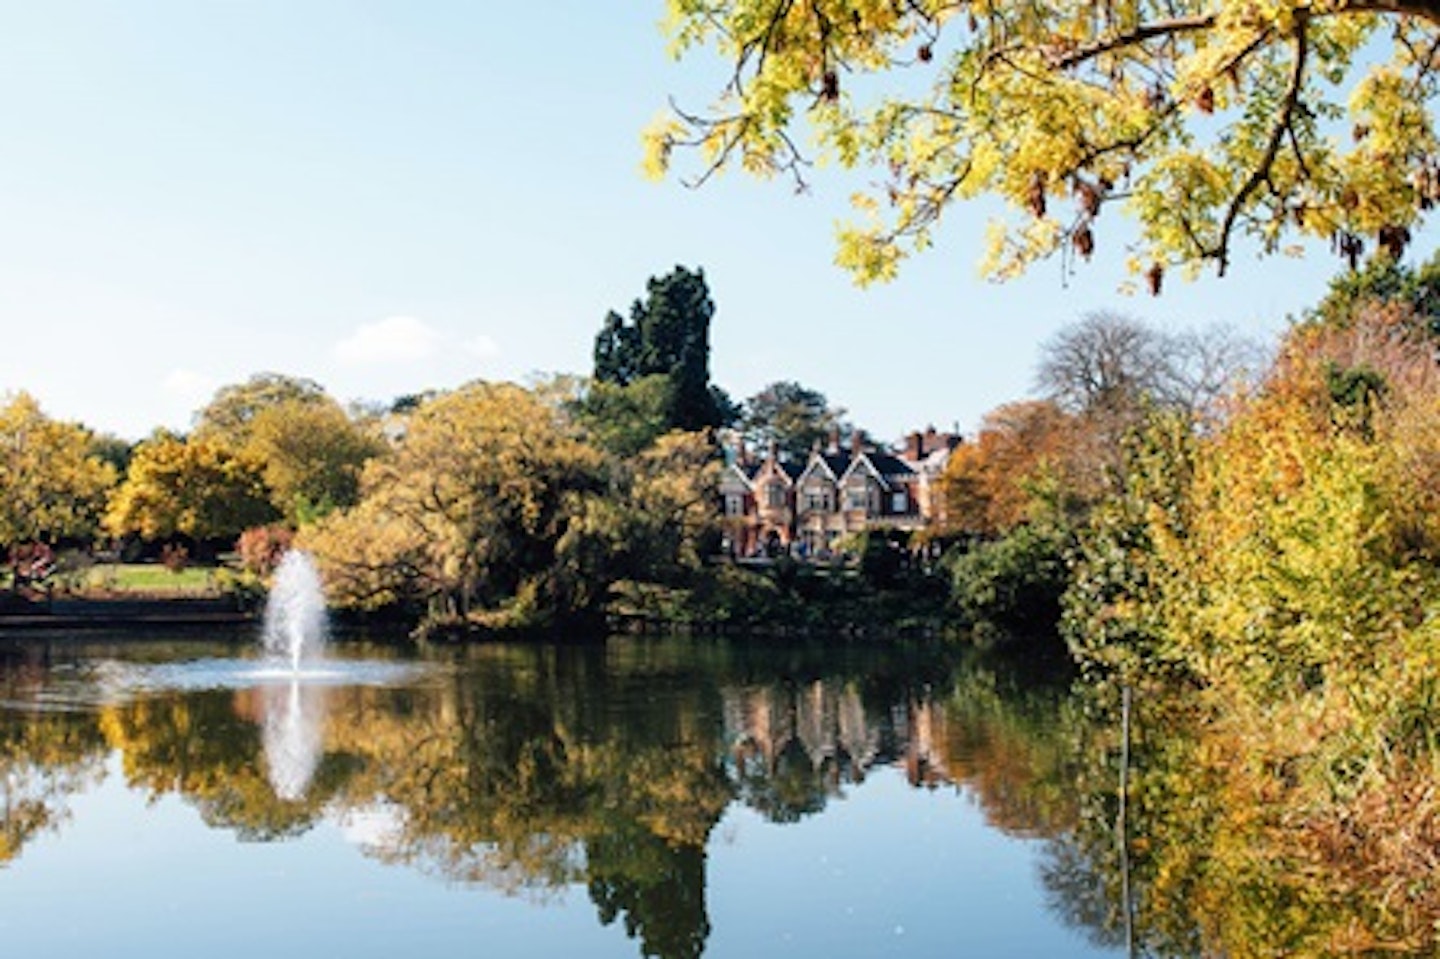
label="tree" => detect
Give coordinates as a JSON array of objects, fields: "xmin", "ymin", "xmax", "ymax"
[
  {"xmin": 0, "ymin": 392, "xmax": 117, "ymax": 551},
  {"xmin": 193, "ymin": 372, "xmax": 329, "ymax": 446},
  {"xmin": 648, "ymin": 1, "xmax": 1440, "ymax": 287},
  {"xmin": 739, "ymin": 380, "xmax": 846, "ymax": 461},
  {"xmin": 1306, "ymin": 245, "xmax": 1440, "ymax": 335},
  {"xmin": 940, "ymin": 400, "xmax": 1082, "ymax": 537},
  {"xmin": 104, "ymin": 432, "xmax": 278, "ymax": 544},
  {"xmin": 304, "ymin": 383, "xmax": 610, "ymax": 629},
  {"xmin": 592, "ymin": 266, "xmax": 727, "ymax": 431},
  {"xmin": 570, "ymin": 374, "xmax": 677, "ymax": 458},
  {"xmin": 1036, "ymin": 311, "xmax": 1265, "ymax": 427},
  {"xmin": 1035, "ymin": 312, "xmax": 1174, "ymax": 415},
  {"xmin": 244, "ymin": 398, "xmax": 385, "ymax": 524}
]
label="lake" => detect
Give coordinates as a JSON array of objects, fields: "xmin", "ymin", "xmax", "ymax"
[{"xmin": 0, "ymin": 630, "xmax": 1421, "ymax": 958}]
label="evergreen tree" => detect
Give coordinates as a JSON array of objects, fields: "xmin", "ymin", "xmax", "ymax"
[{"xmin": 592, "ymin": 266, "xmax": 724, "ymax": 432}]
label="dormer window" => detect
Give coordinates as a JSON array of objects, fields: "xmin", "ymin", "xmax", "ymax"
[{"xmin": 767, "ymin": 483, "xmax": 786, "ymax": 508}]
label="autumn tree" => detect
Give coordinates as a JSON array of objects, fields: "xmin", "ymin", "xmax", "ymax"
[
  {"xmin": 244, "ymin": 399, "xmax": 384, "ymax": 524},
  {"xmin": 648, "ymin": 0, "xmax": 1440, "ymax": 287},
  {"xmin": 104, "ymin": 432, "xmax": 278, "ymax": 545},
  {"xmin": 941, "ymin": 400, "xmax": 1081, "ymax": 538},
  {"xmin": 192, "ymin": 372, "xmax": 330, "ymax": 446},
  {"xmin": 303, "ymin": 383, "xmax": 610, "ymax": 630},
  {"xmin": 0, "ymin": 392, "xmax": 117, "ymax": 552}
]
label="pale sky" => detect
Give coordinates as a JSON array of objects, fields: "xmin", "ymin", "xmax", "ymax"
[{"xmin": 0, "ymin": 2, "xmax": 1417, "ymax": 444}]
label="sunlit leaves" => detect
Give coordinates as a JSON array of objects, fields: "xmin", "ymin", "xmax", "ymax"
[
  {"xmin": 654, "ymin": 0, "xmax": 1440, "ymax": 285},
  {"xmin": 103, "ymin": 433, "xmax": 277, "ymax": 543},
  {"xmin": 0, "ymin": 392, "xmax": 117, "ymax": 548}
]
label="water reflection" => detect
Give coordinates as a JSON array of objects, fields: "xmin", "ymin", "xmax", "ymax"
[
  {"xmin": 0, "ymin": 637, "xmax": 1435, "ymax": 956},
  {"xmin": 253, "ymin": 681, "xmax": 326, "ymax": 801}
]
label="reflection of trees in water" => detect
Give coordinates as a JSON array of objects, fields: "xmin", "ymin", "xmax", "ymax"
[
  {"xmin": 0, "ymin": 644, "xmax": 109, "ymax": 864},
  {"xmin": 13, "ymin": 637, "xmax": 1437, "ymax": 956},
  {"xmin": 0, "ymin": 714, "xmax": 107, "ymax": 865}
]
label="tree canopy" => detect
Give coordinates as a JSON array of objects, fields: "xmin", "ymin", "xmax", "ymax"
[
  {"xmin": 0, "ymin": 392, "xmax": 116, "ymax": 548},
  {"xmin": 593, "ymin": 266, "xmax": 729, "ymax": 431},
  {"xmin": 738, "ymin": 379, "xmax": 848, "ymax": 460},
  {"xmin": 648, "ymin": 0, "xmax": 1440, "ymax": 288},
  {"xmin": 192, "ymin": 372, "xmax": 329, "ymax": 446}
]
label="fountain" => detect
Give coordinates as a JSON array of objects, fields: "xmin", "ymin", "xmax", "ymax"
[{"xmin": 261, "ymin": 549, "xmax": 328, "ymax": 672}]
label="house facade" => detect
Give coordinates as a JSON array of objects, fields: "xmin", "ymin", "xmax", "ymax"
[{"xmin": 718, "ymin": 428, "xmax": 961, "ymax": 559}]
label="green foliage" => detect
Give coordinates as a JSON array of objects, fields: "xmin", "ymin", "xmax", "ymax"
[
  {"xmin": 1305, "ymin": 248, "xmax": 1440, "ymax": 335},
  {"xmin": 571, "ymin": 374, "xmax": 676, "ymax": 458},
  {"xmin": 739, "ymin": 379, "xmax": 846, "ymax": 461},
  {"xmin": 946, "ymin": 522, "xmax": 1074, "ymax": 645},
  {"xmin": 592, "ymin": 266, "xmax": 726, "ymax": 431}
]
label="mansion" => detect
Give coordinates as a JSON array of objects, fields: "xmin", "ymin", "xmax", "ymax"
[{"xmin": 718, "ymin": 427, "xmax": 960, "ymax": 558}]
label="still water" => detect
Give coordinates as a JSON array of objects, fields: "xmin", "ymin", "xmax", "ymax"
[{"xmin": 0, "ymin": 631, "xmax": 1358, "ymax": 958}]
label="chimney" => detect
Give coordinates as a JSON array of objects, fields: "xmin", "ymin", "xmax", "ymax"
[
  {"xmin": 826, "ymin": 426, "xmax": 840, "ymax": 455},
  {"xmin": 851, "ymin": 431, "xmax": 864, "ymax": 456},
  {"xmin": 906, "ymin": 431, "xmax": 923, "ymax": 460}
]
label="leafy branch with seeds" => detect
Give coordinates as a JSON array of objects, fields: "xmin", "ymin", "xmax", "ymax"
[{"xmin": 647, "ymin": 0, "xmax": 1440, "ymax": 292}]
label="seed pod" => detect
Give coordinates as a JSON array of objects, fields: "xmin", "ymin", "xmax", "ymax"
[
  {"xmin": 918, "ymin": 43, "xmax": 933, "ymax": 63},
  {"xmin": 1353, "ymin": 123, "xmax": 1370, "ymax": 142},
  {"xmin": 1293, "ymin": 201, "xmax": 1307, "ymax": 227},
  {"xmin": 1340, "ymin": 186, "xmax": 1359, "ymax": 211},
  {"xmin": 1026, "ymin": 172, "xmax": 1047, "ymax": 218},
  {"xmin": 1073, "ymin": 225, "xmax": 1095, "ymax": 260},
  {"xmin": 1146, "ymin": 262, "xmax": 1164, "ymax": 296},
  {"xmin": 1378, "ymin": 224, "xmax": 1411, "ymax": 259},
  {"xmin": 1337, "ymin": 232, "xmax": 1364, "ymax": 270},
  {"xmin": 1076, "ymin": 179, "xmax": 1101, "ymax": 216},
  {"xmin": 822, "ymin": 70, "xmax": 839, "ymax": 101},
  {"xmin": 1196, "ymin": 85, "xmax": 1214, "ymax": 115}
]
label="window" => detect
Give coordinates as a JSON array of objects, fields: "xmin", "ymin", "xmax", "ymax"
[
  {"xmin": 892, "ymin": 491, "xmax": 908, "ymax": 512},
  {"xmin": 766, "ymin": 483, "xmax": 786, "ymax": 508},
  {"xmin": 805, "ymin": 489, "xmax": 833, "ymax": 511},
  {"xmin": 725, "ymin": 493, "xmax": 744, "ymax": 516},
  {"xmin": 846, "ymin": 489, "xmax": 867, "ymax": 510}
]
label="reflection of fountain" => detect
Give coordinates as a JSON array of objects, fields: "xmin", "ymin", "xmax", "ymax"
[
  {"xmin": 257, "ymin": 550, "xmax": 329, "ymax": 800},
  {"xmin": 260, "ymin": 680, "xmax": 326, "ymax": 801},
  {"xmin": 261, "ymin": 550, "xmax": 328, "ymax": 672}
]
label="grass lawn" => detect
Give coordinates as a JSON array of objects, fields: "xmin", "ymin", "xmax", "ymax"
[{"xmin": 71, "ymin": 562, "xmax": 222, "ymax": 597}]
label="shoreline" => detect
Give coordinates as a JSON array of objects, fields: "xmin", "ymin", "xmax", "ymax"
[{"xmin": 0, "ymin": 596, "xmax": 256, "ymax": 634}]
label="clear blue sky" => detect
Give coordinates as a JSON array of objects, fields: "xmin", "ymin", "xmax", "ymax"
[{"xmin": 0, "ymin": 2, "xmax": 1415, "ymax": 444}]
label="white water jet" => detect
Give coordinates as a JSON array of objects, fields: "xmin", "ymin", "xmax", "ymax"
[{"xmin": 261, "ymin": 550, "xmax": 328, "ymax": 671}]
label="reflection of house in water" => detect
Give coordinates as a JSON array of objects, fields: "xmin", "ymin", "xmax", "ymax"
[{"xmin": 719, "ymin": 680, "xmax": 955, "ymax": 811}]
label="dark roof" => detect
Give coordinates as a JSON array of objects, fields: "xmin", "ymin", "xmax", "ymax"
[
  {"xmin": 866, "ymin": 453, "xmax": 916, "ymax": 477},
  {"xmin": 821, "ymin": 454, "xmax": 850, "ymax": 478}
]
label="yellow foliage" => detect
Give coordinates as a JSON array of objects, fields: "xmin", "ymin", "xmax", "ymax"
[{"xmin": 653, "ymin": 0, "xmax": 1440, "ymax": 284}]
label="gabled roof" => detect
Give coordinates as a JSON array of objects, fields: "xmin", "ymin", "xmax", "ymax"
[
  {"xmin": 721, "ymin": 461, "xmax": 756, "ymax": 490},
  {"xmin": 838, "ymin": 451, "xmax": 917, "ymax": 492},
  {"xmin": 797, "ymin": 452, "xmax": 845, "ymax": 486},
  {"xmin": 753, "ymin": 456, "xmax": 802, "ymax": 486}
]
